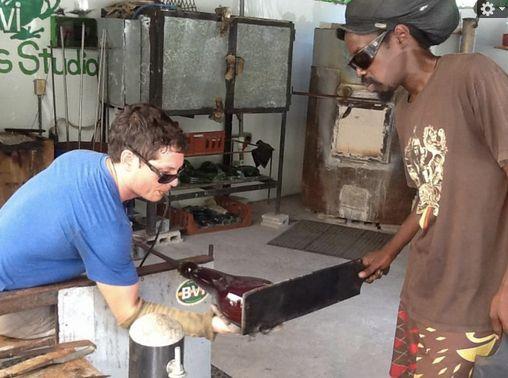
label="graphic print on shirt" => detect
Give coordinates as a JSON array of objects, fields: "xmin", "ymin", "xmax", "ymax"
[{"xmin": 404, "ymin": 126, "xmax": 447, "ymax": 229}]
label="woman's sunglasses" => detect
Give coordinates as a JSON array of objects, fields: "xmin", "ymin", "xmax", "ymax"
[
  {"xmin": 126, "ymin": 145, "xmax": 181, "ymax": 184},
  {"xmin": 348, "ymin": 31, "xmax": 388, "ymax": 71}
]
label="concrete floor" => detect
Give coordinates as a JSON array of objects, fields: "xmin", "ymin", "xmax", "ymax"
[{"xmin": 164, "ymin": 195, "xmax": 409, "ymax": 378}]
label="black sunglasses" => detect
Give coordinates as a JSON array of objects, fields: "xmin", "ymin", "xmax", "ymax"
[
  {"xmin": 127, "ymin": 145, "xmax": 181, "ymax": 184},
  {"xmin": 348, "ymin": 31, "xmax": 388, "ymax": 71}
]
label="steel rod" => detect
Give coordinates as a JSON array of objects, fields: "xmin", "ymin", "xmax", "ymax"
[
  {"xmin": 37, "ymin": 96, "xmax": 43, "ymax": 135},
  {"xmin": 78, "ymin": 22, "xmax": 85, "ymax": 149},
  {"xmin": 102, "ymin": 48, "xmax": 110, "ymax": 149},
  {"xmin": 93, "ymin": 30, "xmax": 106, "ymax": 151},
  {"xmin": 223, "ymin": 114, "xmax": 234, "ymax": 166},
  {"xmin": 168, "ymin": 181, "xmax": 277, "ymax": 201},
  {"xmin": 292, "ymin": 90, "xmax": 342, "ymax": 99},
  {"xmin": 237, "ymin": 113, "xmax": 244, "ymax": 162},
  {"xmin": 49, "ymin": 45, "xmax": 58, "ymax": 141},
  {"xmin": 275, "ymin": 112, "xmax": 287, "ymax": 214},
  {"xmin": 60, "ymin": 26, "xmax": 70, "ymax": 150},
  {"xmin": 268, "ymin": 152, "xmax": 273, "ymax": 202},
  {"xmin": 99, "ymin": 35, "xmax": 107, "ymax": 152}
]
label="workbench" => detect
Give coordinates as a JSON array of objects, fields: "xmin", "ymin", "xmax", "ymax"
[
  {"xmin": 0, "ymin": 249, "xmax": 214, "ymax": 377},
  {"xmin": 0, "ymin": 336, "xmax": 103, "ymax": 377}
]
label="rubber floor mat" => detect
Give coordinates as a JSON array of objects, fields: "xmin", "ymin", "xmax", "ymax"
[
  {"xmin": 268, "ymin": 220, "xmax": 392, "ymax": 260},
  {"xmin": 212, "ymin": 365, "xmax": 232, "ymax": 378}
]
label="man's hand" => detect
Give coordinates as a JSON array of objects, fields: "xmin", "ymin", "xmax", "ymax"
[
  {"xmin": 210, "ymin": 305, "xmax": 241, "ymax": 335},
  {"xmin": 490, "ymin": 286, "xmax": 508, "ymax": 335},
  {"xmin": 357, "ymin": 209, "xmax": 419, "ymax": 284},
  {"xmin": 359, "ymin": 249, "xmax": 396, "ymax": 284}
]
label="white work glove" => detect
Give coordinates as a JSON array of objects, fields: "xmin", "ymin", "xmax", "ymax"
[{"xmin": 210, "ymin": 305, "xmax": 241, "ymax": 335}]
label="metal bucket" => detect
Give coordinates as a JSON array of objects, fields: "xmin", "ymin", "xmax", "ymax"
[{"xmin": 129, "ymin": 313, "xmax": 185, "ymax": 378}]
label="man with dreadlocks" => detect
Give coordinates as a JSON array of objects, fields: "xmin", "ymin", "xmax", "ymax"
[{"xmin": 337, "ymin": 0, "xmax": 508, "ymax": 376}]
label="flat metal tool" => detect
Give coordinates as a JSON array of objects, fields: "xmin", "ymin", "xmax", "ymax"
[{"xmin": 241, "ymin": 259, "xmax": 365, "ymax": 335}]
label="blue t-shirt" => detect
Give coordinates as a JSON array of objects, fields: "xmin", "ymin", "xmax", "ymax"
[{"xmin": 0, "ymin": 150, "xmax": 138, "ymax": 291}]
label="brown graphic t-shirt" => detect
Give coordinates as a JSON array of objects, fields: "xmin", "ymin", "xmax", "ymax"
[{"xmin": 395, "ymin": 53, "xmax": 508, "ymax": 331}]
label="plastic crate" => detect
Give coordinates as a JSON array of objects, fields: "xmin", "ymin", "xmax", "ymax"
[
  {"xmin": 185, "ymin": 131, "xmax": 225, "ymax": 156},
  {"xmin": 169, "ymin": 196, "xmax": 251, "ymax": 235}
]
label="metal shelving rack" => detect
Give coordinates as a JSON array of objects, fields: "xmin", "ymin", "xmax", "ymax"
[
  {"xmin": 98, "ymin": 10, "xmax": 294, "ymax": 236},
  {"xmin": 143, "ymin": 10, "xmax": 294, "ymax": 236}
]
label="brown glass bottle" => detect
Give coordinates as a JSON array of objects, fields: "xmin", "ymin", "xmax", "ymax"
[{"xmin": 178, "ymin": 262, "xmax": 272, "ymax": 326}]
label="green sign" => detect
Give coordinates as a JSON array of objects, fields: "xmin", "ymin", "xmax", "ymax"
[
  {"xmin": 0, "ymin": 1, "xmax": 98, "ymax": 77},
  {"xmin": 176, "ymin": 280, "xmax": 209, "ymax": 306},
  {"xmin": 0, "ymin": 40, "xmax": 98, "ymax": 75},
  {"xmin": 0, "ymin": 0, "xmax": 61, "ymax": 41}
]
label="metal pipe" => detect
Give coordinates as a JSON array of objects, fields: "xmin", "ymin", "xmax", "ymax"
[
  {"xmin": 99, "ymin": 36, "xmax": 107, "ymax": 152},
  {"xmin": 103, "ymin": 49, "xmax": 110, "ymax": 148},
  {"xmin": 93, "ymin": 30, "xmax": 106, "ymax": 151},
  {"xmin": 238, "ymin": 113, "xmax": 244, "ymax": 162},
  {"xmin": 50, "ymin": 45, "xmax": 58, "ymax": 141},
  {"xmin": 37, "ymin": 96, "xmax": 42, "ymax": 135},
  {"xmin": 267, "ymin": 152, "xmax": 273, "ymax": 202},
  {"xmin": 293, "ymin": 90, "xmax": 342, "ymax": 99},
  {"xmin": 78, "ymin": 22, "xmax": 85, "ymax": 149},
  {"xmin": 460, "ymin": 18, "xmax": 478, "ymax": 54},
  {"xmin": 276, "ymin": 112, "xmax": 287, "ymax": 214},
  {"xmin": 37, "ymin": 95, "xmax": 43, "ymax": 135},
  {"xmin": 92, "ymin": 42, "xmax": 102, "ymax": 151},
  {"xmin": 239, "ymin": 0, "xmax": 245, "ymax": 16},
  {"xmin": 223, "ymin": 114, "xmax": 234, "ymax": 166},
  {"xmin": 60, "ymin": 26, "xmax": 70, "ymax": 150}
]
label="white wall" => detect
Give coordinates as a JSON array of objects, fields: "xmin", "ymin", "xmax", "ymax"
[
  {"xmin": 3, "ymin": 2, "xmax": 506, "ymax": 202},
  {"xmin": 0, "ymin": 0, "xmax": 116, "ymax": 139},
  {"xmin": 475, "ymin": 18, "xmax": 508, "ymax": 72},
  {"xmin": 451, "ymin": 8, "xmax": 508, "ymax": 72},
  {"xmin": 0, "ymin": 0, "xmax": 345, "ymax": 203}
]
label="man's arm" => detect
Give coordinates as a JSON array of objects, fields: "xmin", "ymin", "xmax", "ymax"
[
  {"xmin": 489, "ymin": 165, "xmax": 508, "ymax": 335},
  {"xmin": 96, "ymin": 281, "xmax": 239, "ymax": 340},
  {"xmin": 96, "ymin": 281, "xmax": 141, "ymax": 325},
  {"xmin": 359, "ymin": 208, "xmax": 420, "ymax": 283}
]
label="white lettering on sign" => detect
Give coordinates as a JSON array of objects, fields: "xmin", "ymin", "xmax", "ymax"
[
  {"xmin": 182, "ymin": 286, "xmax": 206, "ymax": 300},
  {"xmin": 176, "ymin": 280, "xmax": 208, "ymax": 306},
  {"xmin": 181, "ymin": 286, "xmax": 206, "ymax": 300}
]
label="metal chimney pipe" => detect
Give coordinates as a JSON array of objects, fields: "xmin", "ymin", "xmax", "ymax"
[{"xmin": 460, "ymin": 18, "xmax": 478, "ymax": 53}]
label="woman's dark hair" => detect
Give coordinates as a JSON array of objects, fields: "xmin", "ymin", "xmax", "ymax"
[{"xmin": 108, "ymin": 103, "xmax": 186, "ymax": 162}]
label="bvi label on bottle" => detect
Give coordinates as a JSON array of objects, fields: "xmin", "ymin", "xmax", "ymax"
[{"xmin": 176, "ymin": 280, "xmax": 209, "ymax": 306}]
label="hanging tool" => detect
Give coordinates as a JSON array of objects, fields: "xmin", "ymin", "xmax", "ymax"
[
  {"xmin": 33, "ymin": 79, "xmax": 46, "ymax": 136},
  {"xmin": 78, "ymin": 22, "xmax": 86, "ymax": 149},
  {"xmin": 93, "ymin": 29, "xmax": 106, "ymax": 152},
  {"xmin": 99, "ymin": 33, "xmax": 108, "ymax": 152},
  {"xmin": 49, "ymin": 45, "xmax": 58, "ymax": 142},
  {"xmin": 0, "ymin": 340, "xmax": 96, "ymax": 377},
  {"xmin": 60, "ymin": 26, "xmax": 70, "ymax": 151},
  {"xmin": 215, "ymin": 6, "xmax": 232, "ymax": 36},
  {"xmin": 0, "ymin": 337, "xmax": 54, "ymax": 362}
]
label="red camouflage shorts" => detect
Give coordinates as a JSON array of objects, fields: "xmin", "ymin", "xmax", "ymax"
[{"xmin": 390, "ymin": 302, "xmax": 500, "ymax": 378}]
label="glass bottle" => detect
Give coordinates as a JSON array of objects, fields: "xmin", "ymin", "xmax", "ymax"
[{"xmin": 178, "ymin": 262, "xmax": 271, "ymax": 326}]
